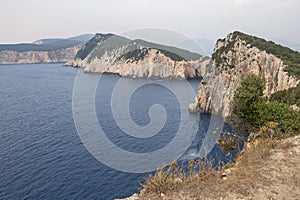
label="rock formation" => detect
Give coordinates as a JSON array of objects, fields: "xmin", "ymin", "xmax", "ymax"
[
  {"xmin": 66, "ymin": 33, "xmax": 207, "ymax": 79},
  {"xmin": 189, "ymin": 32, "xmax": 299, "ymax": 118}
]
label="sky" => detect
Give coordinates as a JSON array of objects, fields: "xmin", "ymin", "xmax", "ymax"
[{"xmin": 0, "ymin": 0, "xmax": 299, "ymax": 44}]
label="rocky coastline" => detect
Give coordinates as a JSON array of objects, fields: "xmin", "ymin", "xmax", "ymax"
[{"xmin": 0, "ymin": 44, "xmax": 83, "ymax": 65}]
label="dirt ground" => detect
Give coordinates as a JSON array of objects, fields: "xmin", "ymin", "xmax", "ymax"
[{"xmin": 118, "ymin": 135, "xmax": 300, "ymax": 200}]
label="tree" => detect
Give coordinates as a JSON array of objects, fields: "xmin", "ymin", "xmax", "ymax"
[
  {"xmin": 233, "ymin": 75, "xmax": 265, "ymax": 124},
  {"xmin": 234, "ymin": 74, "xmax": 300, "ymax": 136}
]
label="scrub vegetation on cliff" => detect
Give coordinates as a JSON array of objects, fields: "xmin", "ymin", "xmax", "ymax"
[{"xmin": 212, "ymin": 31, "xmax": 300, "ymax": 80}]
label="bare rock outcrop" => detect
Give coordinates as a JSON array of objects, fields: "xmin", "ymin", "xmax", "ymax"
[
  {"xmin": 189, "ymin": 32, "xmax": 299, "ymax": 118},
  {"xmin": 80, "ymin": 49, "xmax": 209, "ymax": 79},
  {"xmin": 66, "ymin": 33, "xmax": 207, "ymax": 79}
]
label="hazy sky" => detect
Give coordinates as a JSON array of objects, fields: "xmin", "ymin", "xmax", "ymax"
[{"xmin": 1, "ymin": 0, "xmax": 299, "ymax": 44}]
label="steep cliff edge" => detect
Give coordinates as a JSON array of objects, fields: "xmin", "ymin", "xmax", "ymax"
[
  {"xmin": 189, "ymin": 31, "xmax": 299, "ymax": 118},
  {"xmin": 66, "ymin": 33, "xmax": 208, "ymax": 79}
]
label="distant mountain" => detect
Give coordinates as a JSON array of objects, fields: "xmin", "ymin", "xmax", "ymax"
[
  {"xmin": 0, "ymin": 34, "xmax": 93, "ymax": 64},
  {"xmin": 33, "ymin": 34, "xmax": 93, "ymax": 45},
  {"xmin": 291, "ymin": 44, "xmax": 300, "ymax": 52},
  {"xmin": 273, "ymin": 39, "xmax": 300, "ymax": 53},
  {"xmin": 67, "ymin": 34, "xmax": 95, "ymax": 42},
  {"xmin": 67, "ymin": 33, "xmax": 209, "ymax": 79},
  {"xmin": 193, "ymin": 39, "xmax": 215, "ymax": 56},
  {"xmin": 0, "ymin": 34, "xmax": 93, "ymax": 53}
]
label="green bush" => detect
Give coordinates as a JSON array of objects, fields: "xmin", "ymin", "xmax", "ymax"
[
  {"xmin": 270, "ymin": 84, "xmax": 300, "ymax": 106},
  {"xmin": 233, "ymin": 74, "xmax": 265, "ymax": 123},
  {"xmin": 234, "ymin": 75, "xmax": 300, "ymax": 136},
  {"xmin": 255, "ymin": 101, "xmax": 300, "ymax": 135}
]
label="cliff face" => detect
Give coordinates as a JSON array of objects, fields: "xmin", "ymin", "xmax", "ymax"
[
  {"xmin": 71, "ymin": 48, "xmax": 208, "ymax": 79},
  {"xmin": 0, "ymin": 44, "xmax": 83, "ymax": 64},
  {"xmin": 189, "ymin": 32, "xmax": 299, "ymax": 118},
  {"xmin": 66, "ymin": 33, "xmax": 206, "ymax": 79}
]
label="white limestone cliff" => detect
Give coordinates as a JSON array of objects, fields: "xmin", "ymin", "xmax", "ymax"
[{"xmin": 189, "ymin": 33, "xmax": 299, "ymax": 118}]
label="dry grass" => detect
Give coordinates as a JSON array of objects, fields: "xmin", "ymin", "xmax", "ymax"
[
  {"xmin": 134, "ymin": 136, "xmax": 296, "ymax": 200},
  {"xmin": 140, "ymin": 161, "xmax": 184, "ymax": 194},
  {"xmin": 140, "ymin": 160, "xmax": 217, "ymax": 195},
  {"xmin": 225, "ymin": 137, "xmax": 278, "ymax": 196}
]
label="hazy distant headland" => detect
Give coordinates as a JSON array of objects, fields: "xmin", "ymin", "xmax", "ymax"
[{"xmin": 0, "ymin": 34, "xmax": 93, "ymax": 64}]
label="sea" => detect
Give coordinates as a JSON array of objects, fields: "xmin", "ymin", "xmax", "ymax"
[{"xmin": 0, "ymin": 63, "xmax": 241, "ymax": 200}]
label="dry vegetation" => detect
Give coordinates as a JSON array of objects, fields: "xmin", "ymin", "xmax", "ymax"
[{"xmin": 118, "ymin": 134, "xmax": 300, "ymax": 200}]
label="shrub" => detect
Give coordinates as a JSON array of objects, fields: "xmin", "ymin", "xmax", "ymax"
[
  {"xmin": 233, "ymin": 75, "xmax": 265, "ymax": 124},
  {"xmin": 255, "ymin": 101, "xmax": 300, "ymax": 136},
  {"xmin": 270, "ymin": 84, "xmax": 300, "ymax": 106},
  {"xmin": 217, "ymin": 137, "xmax": 238, "ymax": 152},
  {"xmin": 234, "ymin": 75, "xmax": 300, "ymax": 136}
]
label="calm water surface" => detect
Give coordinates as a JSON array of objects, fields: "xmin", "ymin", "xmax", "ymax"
[{"xmin": 0, "ymin": 63, "xmax": 239, "ymax": 200}]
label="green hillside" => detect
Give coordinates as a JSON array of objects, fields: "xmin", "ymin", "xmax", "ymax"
[
  {"xmin": 134, "ymin": 39, "xmax": 202, "ymax": 61},
  {"xmin": 75, "ymin": 33, "xmax": 202, "ymax": 63}
]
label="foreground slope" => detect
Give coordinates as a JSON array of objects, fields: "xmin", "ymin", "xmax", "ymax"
[{"xmin": 119, "ymin": 135, "xmax": 300, "ymax": 200}]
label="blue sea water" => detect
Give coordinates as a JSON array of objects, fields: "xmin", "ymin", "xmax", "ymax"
[{"xmin": 0, "ymin": 63, "xmax": 240, "ymax": 200}]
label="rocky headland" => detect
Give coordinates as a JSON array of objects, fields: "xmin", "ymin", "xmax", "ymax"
[
  {"xmin": 66, "ymin": 33, "xmax": 208, "ymax": 79},
  {"xmin": 189, "ymin": 31, "xmax": 300, "ymax": 118}
]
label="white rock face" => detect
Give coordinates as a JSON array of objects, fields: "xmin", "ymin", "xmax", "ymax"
[
  {"xmin": 0, "ymin": 44, "xmax": 83, "ymax": 64},
  {"xmin": 190, "ymin": 33, "xmax": 299, "ymax": 118},
  {"xmin": 67, "ymin": 47, "xmax": 209, "ymax": 79}
]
